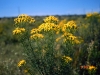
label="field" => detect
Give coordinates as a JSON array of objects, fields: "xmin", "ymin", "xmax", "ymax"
[{"xmin": 0, "ymin": 13, "xmax": 100, "ymax": 75}]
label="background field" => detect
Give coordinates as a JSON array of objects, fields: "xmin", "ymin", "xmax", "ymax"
[{"xmin": 0, "ymin": 14, "xmax": 100, "ymax": 75}]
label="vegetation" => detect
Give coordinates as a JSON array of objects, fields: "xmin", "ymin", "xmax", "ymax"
[{"xmin": 0, "ymin": 13, "xmax": 100, "ymax": 75}]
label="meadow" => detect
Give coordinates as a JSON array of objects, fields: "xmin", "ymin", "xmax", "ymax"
[{"xmin": 0, "ymin": 13, "xmax": 100, "ymax": 75}]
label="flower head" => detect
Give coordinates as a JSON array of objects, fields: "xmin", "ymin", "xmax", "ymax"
[
  {"xmin": 57, "ymin": 20, "xmax": 77, "ymax": 32},
  {"xmin": 62, "ymin": 55, "xmax": 72, "ymax": 63},
  {"xmin": 86, "ymin": 13, "xmax": 92, "ymax": 17},
  {"xmin": 80, "ymin": 65, "xmax": 97, "ymax": 71},
  {"xmin": 30, "ymin": 28, "xmax": 40, "ymax": 34},
  {"xmin": 56, "ymin": 37, "xmax": 61, "ymax": 42},
  {"xmin": 17, "ymin": 60, "xmax": 26, "ymax": 67},
  {"xmin": 38, "ymin": 23, "xmax": 56, "ymax": 32},
  {"xmin": 64, "ymin": 20, "xmax": 77, "ymax": 29},
  {"xmin": 88, "ymin": 65, "xmax": 97, "ymax": 70},
  {"xmin": 30, "ymin": 33, "xmax": 44, "ymax": 40},
  {"xmin": 43, "ymin": 16, "xmax": 58, "ymax": 23},
  {"xmin": 13, "ymin": 27, "xmax": 25, "ymax": 35},
  {"xmin": 14, "ymin": 14, "xmax": 35, "ymax": 25}
]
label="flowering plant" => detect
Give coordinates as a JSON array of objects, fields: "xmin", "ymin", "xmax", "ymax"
[{"xmin": 13, "ymin": 14, "xmax": 82, "ymax": 75}]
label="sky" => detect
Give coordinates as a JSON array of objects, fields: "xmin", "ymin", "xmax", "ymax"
[{"xmin": 0, "ymin": 0, "xmax": 100, "ymax": 17}]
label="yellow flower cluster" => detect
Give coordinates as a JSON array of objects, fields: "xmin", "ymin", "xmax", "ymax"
[
  {"xmin": 17, "ymin": 60, "xmax": 26, "ymax": 67},
  {"xmin": 61, "ymin": 24, "xmax": 67, "ymax": 32},
  {"xmin": 55, "ymin": 19, "xmax": 66, "ymax": 34},
  {"xmin": 59, "ymin": 19, "xmax": 67, "ymax": 26},
  {"xmin": 13, "ymin": 27, "xmax": 25, "ymax": 35},
  {"xmin": 56, "ymin": 37, "xmax": 61, "ymax": 42},
  {"xmin": 57, "ymin": 20, "xmax": 77, "ymax": 32},
  {"xmin": 65, "ymin": 36, "xmax": 80, "ymax": 44},
  {"xmin": 62, "ymin": 32, "xmax": 76, "ymax": 40},
  {"xmin": 38, "ymin": 23, "xmax": 56, "ymax": 32},
  {"xmin": 86, "ymin": 13, "xmax": 92, "ymax": 17},
  {"xmin": 62, "ymin": 55, "xmax": 72, "ymax": 63},
  {"xmin": 93, "ymin": 12, "xmax": 99, "ymax": 15},
  {"xmin": 64, "ymin": 20, "xmax": 77, "ymax": 29},
  {"xmin": 88, "ymin": 65, "xmax": 97, "ymax": 71},
  {"xmin": 43, "ymin": 16, "xmax": 58, "ymax": 23},
  {"xmin": 56, "ymin": 32, "xmax": 81, "ymax": 44},
  {"xmin": 62, "ymin": 32, "xmax": 73, "ymax": 37},
  {"xmin": 69, "ymin": 35, "xmax": 77, "ymax": 40},
  {"xmin": 14, "ymin": 14, "xmax": 35, "ymax": 25},
  {"xmin": 12, "ymin": 14, "xmax": 81, "ymax": 45},
  {"xmin": 30, "ymin": 28, "xmax": 40, "ymax": 34},
  {"xmin": 86, "ymin": 12, "xmax": 99, "ymax": 18},
  {"xmin": 30, "ymin": 33, "xmax": 44, "ymax": 40}
]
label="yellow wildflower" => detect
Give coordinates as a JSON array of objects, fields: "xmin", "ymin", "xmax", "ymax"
[
  {"xmin": 56, "ymin": 37, "xmax": 61, "ymax": 42},
  {"xmin": 13, "ymin": 27, "xmax": 25, "ymax": 35},
  {"xmin": 63, "ymin": 38, "xmax": 67, "ymax": 43},
  {"xmin": 53, "ymin": 25, "xmax": 58, "ymax": 31},
  {"xmin": 59, "ymin": 19, "xmax": 67, "ymax": 26},
  {"xmin": 30, "ymin": 33, "xmax": 44, "ymax": 40},
  {"xmin": 69, "ymin": 35, "xmax": 77, "ymax": 40},
  {"xmin": 93, "ymin": 12, "xmax": 98, "ymax": 15},
  {"xmin": 43, "ymin": 16, "xmax": 58, "ymax": 23},
  {"xmin": 38, "ymin": 23, "xmax": 56, "ymax": 32},
  {"xmin": 57, "ymin": 19, "xmax": 67, "ymax": 32},
  {"xmin": 17, "ymin": 60, "xmax": 26, "ymax": 67},
  {"xmin": 61, "ymin": 32, "xmax": 81, "ymax": 44},
  {"xmin": 62, "ymin": 56, "xmax": 72, "ymax": 63},
  {"xmin": 65, "ymin": 20, "xmax": 77, "ymax": 29},
  {"xmin": 62, "ymin": 24, "xmax": 67, "ymax": 32},
  {"xmin": 88, "ymin": 65, "xmax": 97, "ymax": 70},
  {"xmin": 86, "ymin": 13, "xmax": 92, "ymax": 17},
  {"xmin": 14, "ymin": 14, "xmax": 35, "ymax": 25},
  {"xmin": 60, "ymin": 20, "xmax": 77, "ymax": 32},
  {"xmin": 30, "ymin": 28, "xmax": 40, "ymax": 34},
  {"xmin": 62, "ymin": 32, "xmax": 72, "ymax": 37}
]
